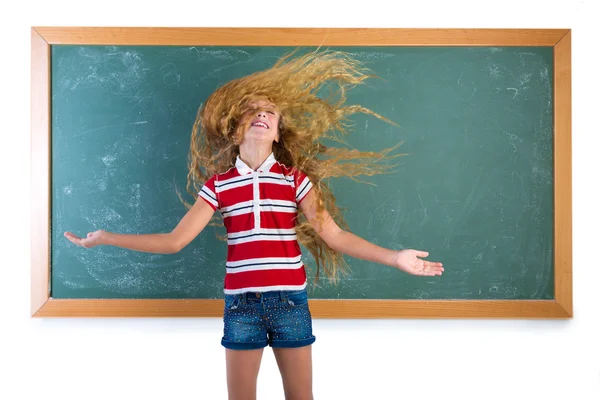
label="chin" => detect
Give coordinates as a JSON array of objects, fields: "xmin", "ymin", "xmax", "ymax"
[
  {"xmin": 245, "ymin": 130, "xmax": 275, "ymax": 140},
  {"xmin": 241, "ymin": 135, "xmax": 276, "ymax": 145}
]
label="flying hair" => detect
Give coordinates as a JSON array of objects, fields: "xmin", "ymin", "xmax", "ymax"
[{"xmin": 182, "ymin": 48, "xmax": 404, "ymax": 285}]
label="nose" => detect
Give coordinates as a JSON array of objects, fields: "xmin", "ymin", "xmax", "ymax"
[{"xmin": 256, "ymin": 110, "xmax": 267, "ymax": 118}]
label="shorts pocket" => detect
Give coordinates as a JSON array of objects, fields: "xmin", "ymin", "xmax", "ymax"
[
  {"xmin": 224, "ymin": 295, "xmax": 241, "ymax": 311},
  {"xmin": 285, "ymin": 290, "xmax": 309, "ymax": 307}
]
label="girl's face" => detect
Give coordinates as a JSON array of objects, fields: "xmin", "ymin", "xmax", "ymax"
[{"xmin": 240, "ymin": 100, "xmax": 280, "ymax": 145}]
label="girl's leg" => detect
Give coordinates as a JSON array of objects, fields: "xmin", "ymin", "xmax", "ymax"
[
  {"xmin": 273, "ymin": 346, "xmax": 313, "ymax": 400},
  {"xmin": 226, "ymin": 348, "xmax": 265, "ymax": 400}
]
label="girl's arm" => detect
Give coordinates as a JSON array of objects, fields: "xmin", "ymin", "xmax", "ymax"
[
  {"xmin": 299, "ymin": 190, "xmax": 443, "ymax": 276},
  {"xmin": 64, "ymin": 197, "xmax": 216, "ymax": 254}
]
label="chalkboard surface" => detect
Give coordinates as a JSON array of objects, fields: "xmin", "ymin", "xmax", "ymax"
[{"xmin": 51, "ymin": 45, "xmax": 554, "ymax": 300}]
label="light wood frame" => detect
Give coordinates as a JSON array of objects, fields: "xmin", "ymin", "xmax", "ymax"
[{"xmin": 31, "ymin": 28, "xmax": 572, "ymax": 318}]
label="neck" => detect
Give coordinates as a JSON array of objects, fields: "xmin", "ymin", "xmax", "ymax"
[{"xmin": 238, "ymin": 142, "xmax": 273, "ymax": 171}]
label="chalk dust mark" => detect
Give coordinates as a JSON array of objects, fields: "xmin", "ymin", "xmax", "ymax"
[
  {"xmin": 490, "ymin": 118, "xmax": 519, "ymax": 141},
  {"xmin": 416, "ymin": 184, "xmax": 428, "ymax": 226},
  {"xmin": 163, "ymin": 71, "xmax": 181, "ymax": 86},
  {"xmin": 189, "ymin": 47, "xmax": 251, "ymax": 61},
  {"xmin": 367, "ymin": 189, "xmax": 402, "ymax": 231},
  {"xmin": 199, "ymin": 61, "xmax": 247, "ymax": 82},
  {"xmin": 485, "ymin": 63, "xmax": 501, "ymax": 79},
  {"xmin": 74, "ymin": 121, "xmax": 149, "ymax": 137},
  {"xmin": 122, "ymin": 183, "xmax": 143, "ymax": 225},
  {"xmin": 457, "ymin": 167, "xmax": 485, "ymax": 220},
  {"xmin": 102, "ymin": 154, "xmax": 116, "ymax": 166},
  {"xmin": 346, "ymin": 52, "xmax": 395, "ymax": 61},
  {"xmin": 61, "ymin": 47, "xmax": 146, "ymax": 95},
  {"xmin": 519, "ymin": 72, "xmax": 532, "ymax": 86}
]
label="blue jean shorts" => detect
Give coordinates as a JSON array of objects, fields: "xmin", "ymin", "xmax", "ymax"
[{"xmin": 221, "ymin": 289, "xmax": 316, "ymax": 350}]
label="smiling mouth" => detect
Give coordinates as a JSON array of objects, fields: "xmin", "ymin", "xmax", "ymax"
[{"xmin": 251, "ymin": 121, "xmax": 269, "ymax": 129}]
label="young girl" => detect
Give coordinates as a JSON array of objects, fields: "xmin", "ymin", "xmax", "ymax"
[{"xmin": 64, "ymin": 50, "xmax": 443, "ymax": 400}]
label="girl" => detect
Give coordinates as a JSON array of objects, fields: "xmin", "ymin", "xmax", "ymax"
[{"xmin": 64, "ymin": 49, "xmax": 443, "ymax": 400}]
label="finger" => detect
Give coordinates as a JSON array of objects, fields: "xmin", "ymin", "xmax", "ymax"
[
  {"xmin": 421, "ymin": 264, "xmax": 443, "ymax": 274},
  {"xmin": 428, "ymin": 266, "xmax": 444, "ymax": 275},
  {"xmin": 64, "ymin": 232, "xmax": 79, "ymax": 239},
  {"xmin": 424, "ymin": 261, "xmax": 443, "ymax": 268},
  {"xmin": 415, "ymin": 250, "xmax": 429, "ymax": 258},
  {"xmin": 64, "ymin": 232, "xmax": 82, "ymax": 246}
]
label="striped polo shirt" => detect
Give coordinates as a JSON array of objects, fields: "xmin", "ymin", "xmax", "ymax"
[{"xmin": 198, "ymin": 153, "xmax": 313, "ymax": 295}]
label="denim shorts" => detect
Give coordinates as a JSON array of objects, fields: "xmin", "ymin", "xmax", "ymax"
[{"xmin": 221, "ymin": 289, "xmax": 316, "ymax": 350}]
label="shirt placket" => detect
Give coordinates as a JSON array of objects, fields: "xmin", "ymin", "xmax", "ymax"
[{"xmin": 252, "ymin": 172, "xmax": 260, "ymax": 231}]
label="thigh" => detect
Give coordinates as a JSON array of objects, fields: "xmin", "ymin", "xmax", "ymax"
[
  {"xmin": 273, "ymin": 346, "xmax": 313, "ymax": 400},
  {"xmin": 226, "ymin": 348, "xmax": 264, "ymax": 400}
]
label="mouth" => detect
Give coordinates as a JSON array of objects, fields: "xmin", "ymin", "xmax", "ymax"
[{"xmin": 251, "ymin": 120, "xmax": 269, "ymax": 129}]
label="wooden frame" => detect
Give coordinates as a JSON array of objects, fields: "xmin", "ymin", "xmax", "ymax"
[{"xmin": 31, "ymin": 28, "xmax": 572, "ymax": 318}]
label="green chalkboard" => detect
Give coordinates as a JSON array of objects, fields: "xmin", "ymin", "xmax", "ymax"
[{"xmin": 51, "ymin": 45, "xmax": 554, "ymax": 300}]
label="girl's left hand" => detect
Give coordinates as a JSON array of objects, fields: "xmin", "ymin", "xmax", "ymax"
[{"xmin": 393, "ymin": 249, "xmax": 444, "ymax": 276}]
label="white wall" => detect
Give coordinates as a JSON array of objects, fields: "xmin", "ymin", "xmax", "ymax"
[{"xmin": 2, "ymin": 1, "xmax": 599, "ymax": 399}]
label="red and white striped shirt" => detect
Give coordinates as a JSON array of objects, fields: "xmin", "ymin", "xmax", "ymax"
[{"xmin": 199, "ymin": 153, "xmax": 313, "ymax": 294}]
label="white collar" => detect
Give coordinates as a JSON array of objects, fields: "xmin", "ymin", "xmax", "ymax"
[{"xmin": 235, "ymin": 153, "xmax": 277, "ymax": 175}]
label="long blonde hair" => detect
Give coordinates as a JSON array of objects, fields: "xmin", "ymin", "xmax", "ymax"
[{"xmin": 184, "ymin": 49, "xmax": 403, "ymax": 284}]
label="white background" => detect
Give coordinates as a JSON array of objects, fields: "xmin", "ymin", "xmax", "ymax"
[{"xmin": 1, "ymin": 1, "xmax": 599, "ymax": 399}]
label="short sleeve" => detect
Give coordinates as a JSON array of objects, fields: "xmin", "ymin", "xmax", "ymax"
[
  {"xmin": 198, "ymin": 175, "xmax": 219, "ymax": 210},
  {"xmin": 294, "ymin": 169, "xmax": 313, "ymax": 204}
]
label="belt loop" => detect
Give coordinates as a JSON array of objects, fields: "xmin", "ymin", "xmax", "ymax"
[
  {"xmin": 279, "ymin": 290, "xmax": 286, "ymax": 302},
  {"xmin": 240, "ymin": 292, "xmax": 247, "ymax": 305}
]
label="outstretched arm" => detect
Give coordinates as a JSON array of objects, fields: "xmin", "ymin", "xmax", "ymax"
[
  {"xmin": 64, "ymin": 196, "xmax": 216, "ymax": 254},
  {"xmin": 299, "ymin": 191, "xmax": 443, "ymax": 276}
]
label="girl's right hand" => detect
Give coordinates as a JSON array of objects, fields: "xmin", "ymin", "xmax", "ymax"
[{"xmin": 64, "ymin": 230, "xmax": 105, "ymax": 248}]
